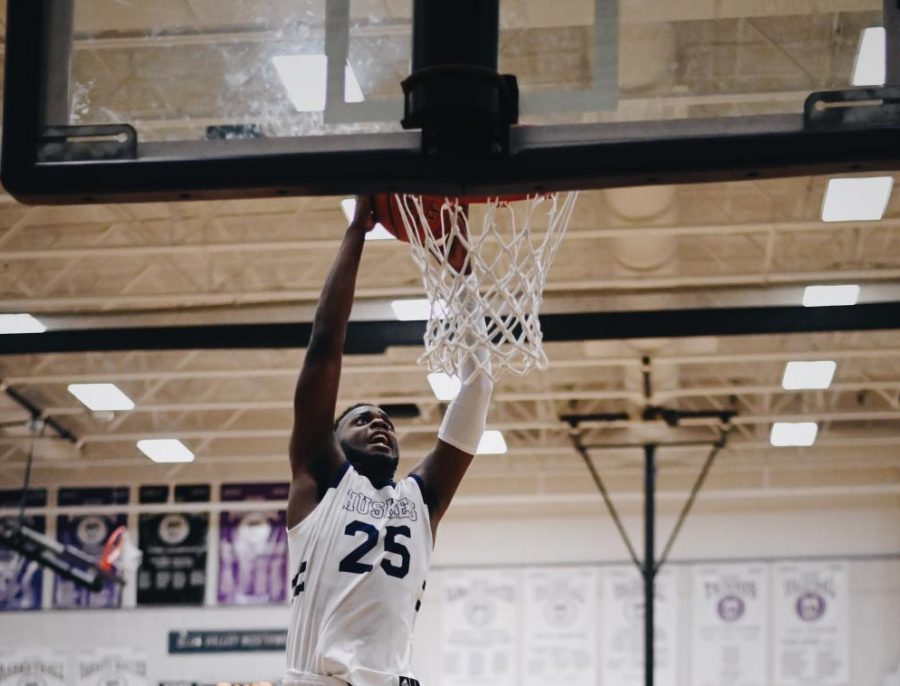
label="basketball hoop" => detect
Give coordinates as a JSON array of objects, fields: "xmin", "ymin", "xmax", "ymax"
[
  {"xmin": 393, "ymin": 192, "xmax": 578, "ymax": 383},
  {"xmin": 98, "ymin": 525, "xmax": 142, "ymax": 583}
]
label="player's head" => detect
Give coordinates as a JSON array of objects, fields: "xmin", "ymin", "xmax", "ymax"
[{"xmin": 334, "ymin": 403, "xmax": 400, "ymax": 484}]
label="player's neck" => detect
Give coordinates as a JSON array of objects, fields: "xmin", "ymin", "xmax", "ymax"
[{"xmin": 343, "ymin": 445, "xmax": 398, "ymax": 488}]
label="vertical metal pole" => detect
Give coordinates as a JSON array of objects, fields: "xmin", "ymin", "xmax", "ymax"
[
  {"xmin": 411, "ymin": 0, "xmax": 499, "ymax": 72},
  {"xmin": 644, "ymin": 443, "xmax": 657, "ymax": 686},
  {"xmin": 39, "ymin": 0, "xmax": 74, "ymax": 126},
  {"xmin": 886, "ymin": 0, "xmax": 899, "ymax": 86}
]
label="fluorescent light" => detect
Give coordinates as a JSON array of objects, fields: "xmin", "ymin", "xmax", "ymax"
[
  {"xmin": 852, "ymin": 27, "xmax": 885, "ymax": 86},
  {"xmin": 273, "ymin": 55, "xmax": 364, "ymax": 112},
  {"xmin": 770, "ymin": 422, "xmax": 818, "ymax": 447},
  {"xmin": 0, "ymin": 314, "xmax": 46, "ymax": 334},
  {"xmin": 427, "ymin": 373, "xmax": 461, "ymax": 401},
  {"xmin": 821, "ymin": 177, "xmax": 893, "ymax": 222},
  {"xmin": 340, "ymin": 198, "xmax": 394, "ymax": 240},
  {"xmin": 391, "ymin": 298, "xmax": 446, "ymax": 321},
  {"xmin": 781, "ymin": 361, "xmax": 837, "ymax": 390},
  {"xmin": 477, "ymin": 430, "xmax": 507, "ymax": 454},
  {"xmin": 802, "ymin": 285, "xmax": 859, "ymax": 307},
  {"xmin": 137, "ymin": 439, "xmax": 195, "ymax": 463},
  {"xmin": 340, "ymin": 198, "xmax": 356, "ymax": 222},
  {"xmin": 366, "ymin": 225, "xmax": 395, "ymax": 240},
  {"xmin": 68, "ymin": 384, "xmax": 135, "ymax": 411}
]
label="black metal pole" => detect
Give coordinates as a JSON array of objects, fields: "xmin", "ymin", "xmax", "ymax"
[
  {"xmin": 885, "ymin": 0, "xmax": 899, "ymax": 86},
  {"xmin": 410, "ymin": 0, "xmax": 499, "ymax": 72},
  {"xmin": 644, "ymin": 443, "xmax": 657, "ymax": 686},
  {"xmin": 39, "ymin": 0, "xmax": 74, "ymax": 127}
]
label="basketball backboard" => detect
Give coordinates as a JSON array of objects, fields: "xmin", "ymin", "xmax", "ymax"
[{"xmin": 2, "ymin": 0, "xmax": 898, "ymax": 203}]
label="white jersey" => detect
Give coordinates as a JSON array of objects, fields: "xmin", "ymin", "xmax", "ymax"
[{"xmin": 285, "ymin": 462, "xmax": 432, "ymax": 686}]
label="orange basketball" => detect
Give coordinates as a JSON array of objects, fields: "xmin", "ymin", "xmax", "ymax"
[{"xmin": 372, "ymin": 194, "xmax": 471, "ymax": 272}]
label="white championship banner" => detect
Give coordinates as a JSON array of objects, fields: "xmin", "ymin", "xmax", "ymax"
[
  {"xmin": 76, "ymin": 649, "xmax": 149, "ymax": 686},
  {"xmin": 441, "ymin": 568, "xmax": 519, "ymax": 686},
  {"xmin": 0, "ymin": 650, "xmax": 68, "ymax": 686},
  {"xmin": 690, "ymin": 564, "xmax": 768, "ymax": 686},
  {"xmin": 521, "ymin": 566, "xmax": 598, "ymax": 686},
  {"xmin": 773, "ymin": 561, "xmax": 849, "ymax": 686},
  {"xmin": 601, "ymin": 565, "xmax": 678, "ymax": 686}
]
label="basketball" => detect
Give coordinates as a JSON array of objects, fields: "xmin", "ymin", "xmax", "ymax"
[{"xmin": 372, "ymin": 193, "xmax": 471, "ymax": 272}]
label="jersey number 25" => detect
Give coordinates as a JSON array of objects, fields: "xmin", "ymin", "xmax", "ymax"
[{"xmin": 339, "ymin": 520, "xmax": 411, "ymax": 579}]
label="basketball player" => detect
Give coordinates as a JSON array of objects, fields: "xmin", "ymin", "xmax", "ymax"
[{"xmin": 284, "ymin": 196, "xmax": 493, "ymax": 686}]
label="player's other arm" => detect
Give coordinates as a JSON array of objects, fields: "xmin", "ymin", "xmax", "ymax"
[
  {"xmin": 287, "ymin": 197, "xmax": 375, "ymax": 529},
  {"xmin": 411, "ymin": 313, "xmax": 493, "ymax": 537}
]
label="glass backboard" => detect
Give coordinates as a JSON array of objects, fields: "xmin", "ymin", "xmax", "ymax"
[
  {"xmin": 2, "ymin": 0, "xmax": 897, "ymax": 202},
  {"xmin": 65, "ymin": 0, "xmax": 885, "ymax": 138}
]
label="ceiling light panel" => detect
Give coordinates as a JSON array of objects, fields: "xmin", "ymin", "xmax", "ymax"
[
  {"xmin": 273, "ymin": 55, "xmax": 364, "ymax": 112},
  {"xmin": 341, "ymin": 198, "xmax": 394, "ymax": 240},
  {"xmin": 781, "ymin": 361, "xmax": 836, "ymax": 390},
  {"xmin": 852, "ymin": 27, "xmax": 886, "ymax": 86},
  {"xmin": 802, "ymin": 285, "xmax": 860, "ymax": 307},
  {"xmin": 770, "ymin": 422, "xmax": 818, "ymax": 447},
  {"xmin": 427, "ymin": 373, "xmax": 461, "ymax": 401},
  {"xmin": 477, "ymin": 430, "xmax": 508, "ymax": 455},
  {"xmin": 137, "ymin": 439, "xmax": 195, "ymax": 463},
  {"xmin": 68, "ymin": 384, "xmax": 135, "ymax": 411},
  {"xmin": 0, "ymin": 314, "xmax": 46, "ymax": 334},
  {"xmin": 821, "ymin": 177, "xmax": 893, "ymax": 222}
]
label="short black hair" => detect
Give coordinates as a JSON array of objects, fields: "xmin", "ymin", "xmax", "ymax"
[{"xmin": 334, "ymin": 402, "xmax": 376, "ymax": 430}]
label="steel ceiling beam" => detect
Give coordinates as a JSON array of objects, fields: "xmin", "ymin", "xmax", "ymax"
[{"xmin": 2, "ymin": 302, "xmax": 899, "ymax": 355}]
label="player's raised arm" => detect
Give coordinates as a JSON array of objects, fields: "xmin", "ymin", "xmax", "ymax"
[
  {"xmin": 411, "ymin": 294, "xmax": 494, "ymax": 536},
  {"xmin": 287, "ymin": 196, "xmax": 375, "ymax": 528}
]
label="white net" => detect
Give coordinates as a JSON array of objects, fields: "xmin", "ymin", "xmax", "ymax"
[{"xmin": 395, "ymin": 192, "xmax": 578, "ymax": 384}]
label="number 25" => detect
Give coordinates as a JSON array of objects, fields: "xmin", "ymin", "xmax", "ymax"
[{"xmin": 338, "ymin": 520, "xmax": 411, "ymax": 579}]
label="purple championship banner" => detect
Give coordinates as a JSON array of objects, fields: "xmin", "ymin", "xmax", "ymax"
[
  {"xmin": 217, "ymin": 483, "xmax": 288, "ymax": 605},
  {"xmin": 53, "ymin": 487, "xmax": 129, "ymax": 609},
  {"xmin": 0, "ymin": 515, "xmax": 46, "ymax": 611}
]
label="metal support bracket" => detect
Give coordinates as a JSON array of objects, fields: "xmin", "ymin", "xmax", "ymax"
[
  {"xmin": 38, "ymin": 124, "xmax": 138, "ymax": 163},
  {"xmin": 804, "ymin": 87, "xmax": 900, "ymax": 129}
]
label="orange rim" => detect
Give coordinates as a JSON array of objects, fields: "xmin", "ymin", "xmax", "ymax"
[{"xmin": 98, "ymin": 525, "xmax": 126, "ymax": 573}]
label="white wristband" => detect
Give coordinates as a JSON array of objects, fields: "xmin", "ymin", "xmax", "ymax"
[
  {"xmin": 438, "ymin": 293, "xmax": 493, "ymax": 454},
  {"xmin": 438, "ymin": 369, "xmax": 493, "ymax": 454}
]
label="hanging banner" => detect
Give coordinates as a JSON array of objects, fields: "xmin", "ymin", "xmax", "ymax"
[
  {"xmin": 0, "ymin": 650, "xmax": 68, "ymax": 686},
  {"xmin": 54, "ymin": 491, "xmax": 128, "ymax": 609},
  {"xmin": 690, "ymin": 564, "xmax": 768, "ymax": 686},
  {"xmin": 217, "ymin": 483, "xmax": 288, "ymax": 606},
  {"xmin": 441, "ymin": 568, "xmax": 519, "ymax": 686},
  {"xmin": 76, "ymin": 648, "xmax": 149, "ymax": 686},
  {"xmin": 773, "ymin": 561, "xmax": 849, "ymax": 686},
  {"xmin": 521, "ymin": 566, "xmax": 598, "ymax": 686},
  {"xmin": 0, "ymin": 515, "xmax": 45, "ymax": 611},
  {"xmin": 600, "ymin": 565, "xmax": 678, "ymax": 686},
  {"xmin": 137, "ymin": 512, "xmax": 209, "ymax": 606},
  {"xmin": 54, "ymin": 513, "xmax": 127, "ymax": 609}
]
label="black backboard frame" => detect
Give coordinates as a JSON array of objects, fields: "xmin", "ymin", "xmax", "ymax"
[{"xmin": 2, "ymin": 0, "xmax": 899, "ymax": 205}]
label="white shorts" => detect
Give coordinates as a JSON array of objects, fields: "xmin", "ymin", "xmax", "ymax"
[{"xmin": 282, "ymin": 675, "xmax": 349, "ymax": 686}]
